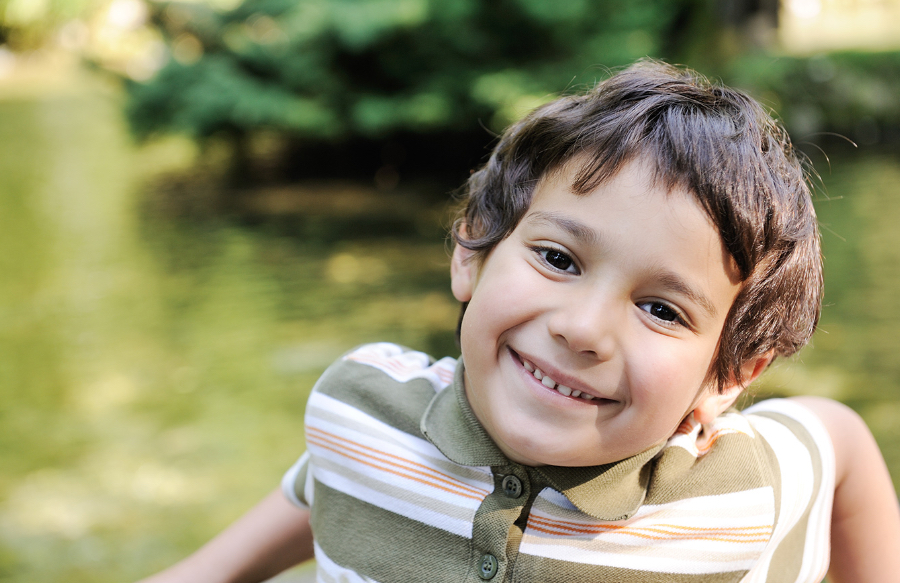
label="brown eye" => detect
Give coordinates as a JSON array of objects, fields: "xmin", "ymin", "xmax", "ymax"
[
  {"xmin": 638, "ymin": 301, "xmax": 684, "ymax": 326},
  {"xmin": 648, "ymin": 303, "xmax": 678, "ymax": 321},
  {"xmin": 541, "ymin": 249, "xmax": 574, "ymax": 272}
]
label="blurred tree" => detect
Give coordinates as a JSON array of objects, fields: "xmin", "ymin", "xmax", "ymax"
[
  {"xmin": 0, "ymin": 0, "xmax": 98, "ymax": 49},
  {"xmin": 123, "ymin": 0, "xmax": 714, "ymax": 182},
  {"xmin": 727, "ymin": 51, "xmax": 900, "ymax": 147}
]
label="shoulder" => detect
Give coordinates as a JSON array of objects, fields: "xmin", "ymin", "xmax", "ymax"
[
  {"xmin": 664, "ymin": 398, "xmax": 836, "ymax": 488},
  {"xmin": 649, "ymin": 400, "xmax": 835, "ymax": 578},
  {"xmin": 307, "ymin": 342, "xmax": 458, "ymax": 437},
  {"xmin": 653, "ymin": 398, "xmax": 835, "ymax": 525},
  {"xmin": 741, "ymin": 397, "xmax": 836, "ymax": 476}
]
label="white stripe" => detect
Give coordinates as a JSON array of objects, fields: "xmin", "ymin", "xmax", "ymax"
[
  {"xmin": 739, "ymin": 406, "xmax": 817, "ymax": 581},
  {"xmin": 521, "ymin": 487, "xmax": 775, "ymax": 574},
  {"xmin": 742, "ymin": 399, "xmax": 835, "ymax": 583},
  {"xmin": 343, "ymin": 343, "xmax": 456, "ymax": 390},
  {"xmin": 312, "ymin": 463, "xmax": 477, "ymax": 538},
  {"xmin": 305, "ymin": 392, "xmax": 491, "ymax": 538},
  {"xmin": 314, "ymin": 540, "xmax": 381, "ymax": 583},
  {"xmin": 306, "ymin": 392, "xmax": 493, "ymax": 484}
]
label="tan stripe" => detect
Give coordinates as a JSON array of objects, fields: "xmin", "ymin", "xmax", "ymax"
[
  {"xmin": 307, "ymin": 426, "xmax": 490, "ymax": 500},
  {"xmin": 308, "ymin": 401, "xmax": 493, "ymax": 484},
  {"xmin": 312, "ymin": 454, "xmax": 480, "ymax": 527},
  {"xmin": 527, "ymin": 515, "xmax": 772, "ymax": 542}
]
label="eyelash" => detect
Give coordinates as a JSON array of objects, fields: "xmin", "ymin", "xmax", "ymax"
[
  {"xmin": 532, "ymin": 246, "xmax": 580, "ymax": 274},
  {"xmin": 637, "ymin": 301, "xmax": 690, "ymax": 329},
  {"xmin": 531, "ymin": 245, "xmax": 691, "ymax": 330}
]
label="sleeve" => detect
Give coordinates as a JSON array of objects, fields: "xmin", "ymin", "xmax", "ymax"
[
  {"xmin": 741, "ymin": 398, "xmax": 836, "ymax": 583},
  {"xmin": 281, "ymin": 451, "xmax": 313, "ymax": 508}
]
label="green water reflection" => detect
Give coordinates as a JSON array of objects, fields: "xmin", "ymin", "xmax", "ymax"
[
  {"xmin": 755, "ymin": 150, "xmax": 900, "ymax": 484},
  {"xmin": 0, "ymin": 88, "xmax": 898, "ymax": 582}
]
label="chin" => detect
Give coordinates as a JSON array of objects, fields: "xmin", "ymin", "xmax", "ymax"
[{"xmin": 502, "ymin": 436, "xmax": 583, "ymax": 467}]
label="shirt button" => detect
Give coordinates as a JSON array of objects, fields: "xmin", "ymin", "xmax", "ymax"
[
  {"xmin": 478, "ymin": 553, "xmax": 498, "ymax": 580},
  {"xmin": 502, "ymin": 475, "xmax": 523, "ymax": 498}
]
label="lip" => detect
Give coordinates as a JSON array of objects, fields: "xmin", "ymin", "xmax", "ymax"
[{"xmin": 507, "ymin": 347, "xmax": 614, "ymax": 405}]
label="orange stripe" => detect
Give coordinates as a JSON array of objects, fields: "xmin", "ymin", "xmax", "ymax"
[
  {"xmin": 346, "ymin": 353, "xmax": 454, "ymax": 389},
  {"xmin": 307, "ymin": 426, "xmax": 488, "ymax": 498},
  {"xmin": 528, "ymin": 519, "xmax": 771, "ymax": 542},
  {"xmin": 307, "ymin": 429, "xmax": 488, "ymax": 499},
  {"xmin": 526, "ymin": 521, "xmax": 770, "ymax": 543},
  {"xmin": 348, "ymin": 354, "xmax": 455, "ymax": 386},
  {"xmin": 308, "ymin": 436, "xmax": 488, "ymax": 501},
  {"xmin": 528, "ymin": 514, "xmax": 771, "ymax": 534},
  {"xmin": 348, "ymin": 355, "xmax": 422, "ymax": 376},
  {"xmin": 674, "ymin": 419, "xmax": 695, "ymax": 435},
  {"xmin": 307, "ymin": 428, "xmax": 489, "ymax": 500},
  {"xmin": 527, "ymin": 515, "xmax": 771, "ymax": 542}
]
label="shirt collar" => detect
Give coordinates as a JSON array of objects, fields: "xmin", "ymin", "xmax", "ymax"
[
  {"xmin": 420, "ymin": 359, "xmax": 661, "ymax": 521},
  {"xmin": 420, "ymin": 359, "xmax": 509, "ymax": 466}
]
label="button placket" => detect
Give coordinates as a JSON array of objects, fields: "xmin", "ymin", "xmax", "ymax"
[{"xmin": 469, "ymin": 466, "xmax": 531, "ymax": 582}]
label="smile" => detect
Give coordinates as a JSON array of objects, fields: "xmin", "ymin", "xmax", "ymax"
[{"xmin": 520, "ymin": 357, "xmax": 600, "ymax": 402}]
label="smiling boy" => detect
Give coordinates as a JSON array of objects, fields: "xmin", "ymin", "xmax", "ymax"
[
  {"xmin": 453, "ymin": 158, "xmax": 747, "ymax": 468},
  {"xmin": 138, "ymin": 61, "xmax": 900, "ymax": 583}
]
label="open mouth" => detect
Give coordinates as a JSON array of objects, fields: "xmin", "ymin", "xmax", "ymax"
[{"xmin": 513, "ymin": 350, "xmax": 607, "ymax": 403}]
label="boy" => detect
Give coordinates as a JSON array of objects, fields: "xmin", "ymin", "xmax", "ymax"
[{"xmin": 139, "ymin": 61, "xmax": 900, "ymax": 582}]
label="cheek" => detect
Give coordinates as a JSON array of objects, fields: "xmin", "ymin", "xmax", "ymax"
[
  {"xmin": 464, "ymin": 269, "xmax": 534, "ymax": 335},
  {"xmin": 627, "ymin": 339, "xmax": 712, "ymax": 405}
]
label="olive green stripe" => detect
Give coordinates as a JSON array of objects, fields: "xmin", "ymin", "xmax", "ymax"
[
  {"xmin": 313, "ymin": 357, "xmax": 442, "ymax": 438},
  {"xmin": 311, "ymin": 482, "xmax": 473, "ymax": 582},
  {"xmin": 750, "ymin": 410, "xmax": 825, "ymax": 582},
  {"xmin": 751, "ymin": 422, "xmax": 784, "ymax": 527}
]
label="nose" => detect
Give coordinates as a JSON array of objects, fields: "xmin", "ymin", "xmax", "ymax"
[{"xmin": 546, "ymin": 291, "xmax": 619, "ymax": 360}]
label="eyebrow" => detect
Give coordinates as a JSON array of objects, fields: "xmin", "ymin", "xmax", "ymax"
[
  {"xmin": 652, "ymin": 269, "xmax": 719, "ymax": 320},
  {"xmin": 526, "ymin": 211, "xmax": 719, "ymax": 320},
  {"xmin": 526, "ymin": 211, "xmax": 601, "ymax": 246}
]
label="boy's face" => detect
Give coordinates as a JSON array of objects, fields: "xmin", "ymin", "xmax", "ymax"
[{"xmin": 451, "ymin": 159, "xmax": 746, "ymax": 467}]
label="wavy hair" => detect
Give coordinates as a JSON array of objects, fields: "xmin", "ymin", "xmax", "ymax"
[{"xmin": 452, "ymin": 59, "xmax": 822, "ymax": 391}]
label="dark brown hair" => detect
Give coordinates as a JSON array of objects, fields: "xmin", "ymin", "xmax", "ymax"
[{"xmin": 452, "ymin": 59, "xmax": 823, "ymax": 391}]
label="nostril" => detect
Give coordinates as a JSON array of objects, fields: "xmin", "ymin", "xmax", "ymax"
[{"xmin": 547, "ymin": 302, "xmax": 619, "ymax": 361}]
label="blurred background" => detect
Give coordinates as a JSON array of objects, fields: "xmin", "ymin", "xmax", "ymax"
[{"xmin": 0, "ymin": 0, "xmax": 898, "ymax": 581}]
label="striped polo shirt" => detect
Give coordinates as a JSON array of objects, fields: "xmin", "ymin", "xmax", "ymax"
[{"xmin": 282, "ymin": 343, "xmax": 835, "ymax": 582}]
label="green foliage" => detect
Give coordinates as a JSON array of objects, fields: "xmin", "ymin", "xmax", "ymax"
[
  {"xmin": 0, "ymin": 0, "xmax": 98, "ymax": 49},
  {"xmin": 726, "ymin": 51, "xmax": 900, "ymax": 145},
  {"xmin": 125, "ymin": 0, "xmax": 692, "ymax": 146}
]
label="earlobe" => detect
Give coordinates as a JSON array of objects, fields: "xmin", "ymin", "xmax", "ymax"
[
  {"xmin": 450, "ymin": 243, "xmax": 477, "ymax": 302},
  {"xmin": 692, "ymin": 351, "xmax": 775, "ymax": 425},
  {"xmin": 692, "ymin": 384, "xmax": 744, "ymax": 425}
]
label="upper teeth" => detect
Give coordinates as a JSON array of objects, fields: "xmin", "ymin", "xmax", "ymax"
[{"xmin": 523, "ymin": 359, "xmax": 595, "ymax": 401}]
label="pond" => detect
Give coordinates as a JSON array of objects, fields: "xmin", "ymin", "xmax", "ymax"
[{"xmin": 0, "ymin": 79, "xmax": 897, "ymax": 582}]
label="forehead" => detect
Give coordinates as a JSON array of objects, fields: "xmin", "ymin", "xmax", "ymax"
[
  {"xmin": 542, "ymin": 152, "xmax": 688, "ymax": 202},
  {"xmin": 527, "ymin": 157, "xmax": 742, "ymax": 285},
  {"xmin": 534, "ymin": 155, "xmax": 685, "ymax": 216}
]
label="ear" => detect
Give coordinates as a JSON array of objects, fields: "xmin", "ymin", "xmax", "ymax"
[
  {"xmin": 692, "ymin": 351, "xmax": 774, "ymax": 425},
  {"xmin": 450, "ymin": 240, "xmax": 478, "ymax": 303}
]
